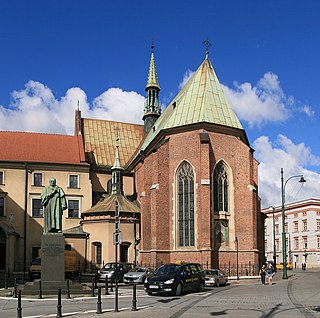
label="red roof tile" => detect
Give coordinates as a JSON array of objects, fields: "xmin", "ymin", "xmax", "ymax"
[{"xmin": 0, "ymin": 131, "xmax": 87, "ymax": 165}]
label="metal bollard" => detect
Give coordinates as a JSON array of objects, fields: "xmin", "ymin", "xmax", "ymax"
[
  {"xmin": 14, "ymin": 278, "xmax": 18, "ymax": 298},
  {"xmin": 66, "ymin": 279, "xmax": 71, "ymax": 299},
  {"xmin": 91, "ymin": 277, "xmax": 95, "ymax": 297},
  {"xmin": 110, "ymin": 278, "xmax": 114, "ymax": 292},
  {"xmin": 78, "ymin": 272, "xmax": 81, "ymax": 284},
  {"xmin": 96, "ymin": 286, "xmax": 102, "ymax": 314},
  {"xmin": 57, "ymin": 288, "xmax": 62, "ymax": 318},
  {"xmin": 94, "ymin": 273, "xmax": 98, "ymax": 289},
  {"xmin": 38, "ymin": 279, "xmax": 42, "ymax": 299},
  {"xmin": 105, "ymin": 277, "xmax": 109, "ymax": 295},
  {"xmin": 131, "ymin": 283, "xmax": 137, "ymax": 311},
  {"xmin": 4, "ymin": 274, "xmax": 7, "ymax": 289},
  {"xmin": 114, "ymin": 283, "xmax": 119, "ymax": 312},
  {"xmin": 17, "ymin": 290, "xmax": 22, "ymax": 318}
]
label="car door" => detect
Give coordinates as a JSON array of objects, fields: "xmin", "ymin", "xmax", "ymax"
[{"xmin": 180, "ymin": 265, "xmax": 193, "ymax": 292}]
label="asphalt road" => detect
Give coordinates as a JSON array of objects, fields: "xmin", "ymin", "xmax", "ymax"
[{"xmin": 1, "ymin": 270, "xmax": 320, "ymax": 318}]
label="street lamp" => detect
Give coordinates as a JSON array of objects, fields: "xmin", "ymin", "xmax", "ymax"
[
  {"xmin": 281, "ymin": 168, "xmax": 306, "ymax": 279},
  {"xmin": 269, "ymin": 206, "xmax": 277, "ymax": 271}
]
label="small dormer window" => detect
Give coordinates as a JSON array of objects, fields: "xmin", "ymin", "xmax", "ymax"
[{"xmin": 33, "ymin": 173, "xmax": 43, "ymax": 186}]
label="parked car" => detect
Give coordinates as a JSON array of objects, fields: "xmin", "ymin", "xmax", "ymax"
[
  {"xmin": 98, "ymin": 262, "xmax": 133, "ymax": 282},
  {"xmin": 123, "ymin": 267, "xmax": 153, "ymax": 284},
  {"xmin": 204, "ymin": 269, "xmax": 228, "ymax": 287},
  {"xmin": 144, "ymin": 263, "xmax": 205, "ymax": 296},
  {"xmin": 276, "ymin": 262, "xmax": 293, "ymax": 270}
]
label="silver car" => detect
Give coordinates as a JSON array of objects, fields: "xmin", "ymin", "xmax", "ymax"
[
  {"xmin": 205, "ymin": 269, "xmax": 228, "ymax": 287},
  {"xmin": 123, "ymin": 267, "xmax": 152, "ymax": 284}
]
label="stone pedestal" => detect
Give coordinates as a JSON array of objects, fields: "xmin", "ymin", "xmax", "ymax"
[{"xmin": 41, "ymin": 234, "xmax": 65, "ymax": 282}]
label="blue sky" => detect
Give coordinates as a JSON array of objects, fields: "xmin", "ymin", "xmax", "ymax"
[{"xmin": 0, "ymin": 0, "xmax": 319, "ymax": 207}]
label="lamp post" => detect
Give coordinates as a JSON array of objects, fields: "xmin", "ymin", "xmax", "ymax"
[
  {"xmin": 235, "ymin": 237, "xmax": 239, "ymax": 280},
  {"xmin": 269, "ymin": 206, "xmax": 277, "ymax": 271},
  {"xmin": 281, "ymin": 168, "xmax": 306, "ymax": 279}
]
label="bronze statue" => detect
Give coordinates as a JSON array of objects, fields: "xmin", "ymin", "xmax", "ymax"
[{"xmin": 41, "ymin": 178, "xmax": 67, "ymax": 233}]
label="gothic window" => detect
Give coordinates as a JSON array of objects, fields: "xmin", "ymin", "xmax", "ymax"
[
  {"xmin": 177, "ymin": 161, "xmax": 194, "ymax": 247},
  {"xmin": 214, "ymin": 162, "xmax": 229, "ymax": 213}
]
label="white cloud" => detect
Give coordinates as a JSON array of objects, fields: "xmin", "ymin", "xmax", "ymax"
[
  {"xmin": 301, "ymin": 105, "xmax": 315, "ymax": 117},
  {"xmin": 253, "ymin": 135, "xmax": 320, "ymax": 208},
  {"xmin": 178, "ymin": 69, "xmax": 194, "ymax": 90},
  {"xmin": 222, "ymin": 72, "xmax": 291, "ymax": 127},
  {"xmin": 0, "ymin": 81, "xmax": 145, "ymax": 135}
]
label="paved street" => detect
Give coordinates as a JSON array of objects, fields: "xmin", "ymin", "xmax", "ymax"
[{"xmin": 1, "ymin": 270, "xmax": 320, "ymax": 318}]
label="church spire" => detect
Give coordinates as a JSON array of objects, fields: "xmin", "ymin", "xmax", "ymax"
[
  {"xmin": 143, "ymin": 41, "xmax": 161, "ymax": 134},
  {"xmin": 111, "ymin": 128, "xmax": 124, "ymax": 195}
]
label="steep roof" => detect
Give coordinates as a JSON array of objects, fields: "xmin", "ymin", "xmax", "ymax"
[
  {"xmin": 146, "ymin": 46, "xmax": 160, "ymax": 90},
  {"xmin": 138, "ymin": 54, "xmax": 245, "ymax": 154},
  {"xmin": 0, "ymin": 131, "xmax": 87, "ymax": 165},
  {"xmin": 82, "ymin": 193, "xmax": 140, "ymax": 215},
  {"xmin": 82, "ymin": 118, "xmax": 144, "ymax": 167}
]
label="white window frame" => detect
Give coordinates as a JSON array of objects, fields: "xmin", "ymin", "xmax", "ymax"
[
  {"xmin": 30, "ymin": 196, "xmax": 44, "ymax": 218},
  {"xmin": 68, "ymin": 174, "xmax": 79, "ymax": 189},
  {"xmin": 67, "ymin": 198, "xmax": 81, "ymax": 218},
  {"xmin": 0, "ymin": 171, "xmax": 4, "ymax": 185},
  {"xmin": 32, "ymin": 172, "xmax": 44, "ymax": 186}
]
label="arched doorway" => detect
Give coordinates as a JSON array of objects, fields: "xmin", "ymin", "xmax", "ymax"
[{"xmin": 0, "ymin": 227, "xmax": 6, "ymax": 270}]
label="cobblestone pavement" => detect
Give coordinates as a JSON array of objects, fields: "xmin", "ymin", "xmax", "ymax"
[{"xmin": 1, "ymin": 270, "xmax": 320, "ymax": 318}]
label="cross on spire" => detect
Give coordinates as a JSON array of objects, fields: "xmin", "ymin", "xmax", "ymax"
[{"xmin": 203, "ymin": 38, "xmax": 212, "ymax": 57}]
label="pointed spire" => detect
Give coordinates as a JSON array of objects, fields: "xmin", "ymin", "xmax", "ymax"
[
  {"xmin": 143, "ymin": 41, "xmax": 161, "ymax": 134},
  {"xmin": 111, "ymin": 128, "xmax": 123, "ymax": 195}
]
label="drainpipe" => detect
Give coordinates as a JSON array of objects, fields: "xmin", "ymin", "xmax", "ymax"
[{"xmin": 23, "ymin": 164, "xmax": 29, "ymax": 281}]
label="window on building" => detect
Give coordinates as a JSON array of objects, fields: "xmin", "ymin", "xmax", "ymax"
[
  {"xmin": 120, "ymin": 244, "xmax": 129, "ymax": 262},
  {"xmin": 275, "ymin": 216, "xmax": 279, "ymax": 221},
  {"xmin": 284, "ymin": 222, "xmax": 288, "ymax": 233},
  {"xmin": 107, "ymin": 179, "xmax": 112, "ymax": 194},
  {"xmin": 67, "ymin": 200, "xmax": 79, "ymax": 218},
  {"xmin": 214, "ymin": 162, "xmax": 229, "ymax": 213},
  {"xmin": 294, "ymin": 213, "xmax": 298, "ymax": 218},
  {"xmin": 317, "ymin": 237, "xmax": 320, "ymax": 249},
  {"xmin": 33, "ymin": 173, "xmax": 43, "ymax": 186},
  {"xmin": 276, "ymin": 239, "xmax": 280, "ymax": 251},
  {"xmin": 177, "ymin": 161, "xmax": 195, "ymax": 247},
  {"xmin": 92, "ymin": 242, "xmax": 102, "ymax": 265},
  {"xmin": 303, "ymin": 236, "xmax": 308, "ymax": 249},
  {"xmin": 0, "ymin": 171, "xmax": 4, "ymax": 184},
  {"xmin": 302, "ymin": 220, "xmax": 308, "ymax": 231},
  {"xmin": 302, "ymin": 211, "xmax": 307, "ymax": 217},
  {"xmin": 69, "ymin": 175, "xmax": 79, "ymax": 188},
  {"xmin": 317, "ymin": 211, "xmax": 320, "ymax": 216},
  {"xmin": 0, "ymin": 197, "xmax": 4, "ymax": 216},
  {"xmin": 275, "ymin": 224, "xmax": 279, "ymax": 235},
  {"xmin": 32, "ymin": 198, "xmax": 43, "ymax": 217},
  {"xmin": 317, "ymin": 220, "xmax": 320, "ymax": 231},
  {"xmin": 294, "ymin": 237, "xmax": 299, "ymax": 250},
  {"xmin": 294, "ymin": 221, "xmax": 298, "ymax": 232}
]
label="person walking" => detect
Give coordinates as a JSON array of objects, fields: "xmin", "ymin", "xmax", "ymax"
[
  {"xmin": 259, "ymin": 264, "xmax": 266, "ymax": 285},
  {"xmin": 266, "ymin": 263, "xmax": 273, "ymax": 285}
]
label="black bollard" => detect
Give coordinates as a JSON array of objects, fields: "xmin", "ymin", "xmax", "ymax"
[
  {"xmin": 110, "ymin": 278, "xmax": 114, "ymax": 292},
  {"xmin": 78, "ymin": 272, "xmax": 81, "ymax": 284},
  {"xmin": 4, "ymin": 274, "xmax": 7, "ymax": 289},
  {"xmin": 96, "ymin": 286, "xmax": 102, "ymax": 314},
  {"xmin": 38, "ymin": 280, "xmax": 42, "ymax": 299},
  {"xmin": 91, "ymin": 277, "xmax": 95, "ymax": 297},
  {"xmin": 14, "ymin": 278, "xmax": 18, "ymax": 298},
  {"xmin": 17, "ymin": 290, "xmax": 22, "ymax": 318},
  {"xmin": 94, "ymin": 273, "xmax": 98, "ymax": 289},
  {"xmin": 114, "ymin": 282, "xmax": 119, "ymax": 312},
  {"xmin": 131, "ymin": 283, "xmax": 137, "ymax": 311},
  {"xmin": 66, "ymin": 279, "xmax": 71, "ymax": 299},
  {"xmin": 57, "ymin": 288, "xmax": 62, "ymax": 318},
  {"xmin": 105, "ymin": 277, "xmax": 109, "ymax": 295}
]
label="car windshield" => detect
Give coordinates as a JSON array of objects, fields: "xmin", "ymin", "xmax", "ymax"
[
  {"xmin": 154, "ymin": 264, "xmax": 182, "ymax": 275},
  {"xmin": 103, "ymin": 263, "xmax": 117, "ymax": 270},
  {"xmin": 206, "ymin": 270, "xmax": 219, "ymax": 275},
  {"xmin": 133, "ymin": 268, "xmax": 147, "ymax": 273}
]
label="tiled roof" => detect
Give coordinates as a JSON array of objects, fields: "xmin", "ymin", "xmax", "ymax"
[
  {"xmin": 82, "ymin": 118, "xmax": 144, "ymax": 167},
  {"xmin": 82, "ymin": 194, "xmax": 140, "ymax": 214},
  {"xmin": 0, "ymin": 131, "xmax": 87, "ymax": 165},
  {"xmin": 138, "ymin": 55, "xmax": 245, "ymax": 154}
]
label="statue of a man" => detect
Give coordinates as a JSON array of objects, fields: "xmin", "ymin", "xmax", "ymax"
[{"xmin": 41, "ymin": 178, "xmax": 67, "ymax": 233}]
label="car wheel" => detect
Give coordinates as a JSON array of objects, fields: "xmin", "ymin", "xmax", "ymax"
[
  {"xmin": 215, "ymin": 280, "xmax": 220, "ymax": 287},
  {"xmin": 198, "ymin": 282, "xmax": 205, "ymax": 292},
  {"xmin": 175, "ymin": 283, "xmax": 182, "ymax": 296},
  {"xmin": 147, "ymin": 292, "xmax": 153, "ymax": 296}
]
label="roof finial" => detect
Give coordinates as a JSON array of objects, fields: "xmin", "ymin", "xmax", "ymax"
[
  {"xmin": 151, "ymin": 37, "xmax": 155, "ymax": 52},
  {"xmin": 203, "ymin": 38, "xmax": 211, "ymax": 58},
  {"xmin": 77, "ymin": 100, "xmax": 80, "ymax": 111}
]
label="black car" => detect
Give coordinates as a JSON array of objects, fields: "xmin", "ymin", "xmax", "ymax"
[{"xmin": 144, "ymin": 263, "xmax": 205, "ymax": 296}]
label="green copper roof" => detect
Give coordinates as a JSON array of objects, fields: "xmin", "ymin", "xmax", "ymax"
[
  {"xmin": 137, "ymin": 54, "xmax": 244, "ymax": 154},
  {"xmin": 146, "ymin": 47, "xmax": 160, "ymax": 90}
]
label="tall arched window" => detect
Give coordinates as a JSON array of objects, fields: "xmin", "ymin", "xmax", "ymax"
[
  {"xmin": 177, "ymin": 161, "xmax": 194, "ymax": 247},
  {"xmin": 214, "ymin": 162, "xmax": 229, "ymax": 213}
]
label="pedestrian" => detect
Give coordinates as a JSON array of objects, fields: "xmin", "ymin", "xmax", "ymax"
[
  {"xmin": 266, "ymin": 263, "xmax": 273, "ymax": 285},
  {"xmin": 259, "ymin": 264, "xmax": 266, "ymax": 285}
]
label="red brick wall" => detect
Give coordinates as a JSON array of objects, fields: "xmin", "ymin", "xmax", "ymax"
[{"xmin": 135, "ymin": 128, "xmax": 261, "ymax": 269}]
